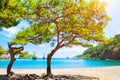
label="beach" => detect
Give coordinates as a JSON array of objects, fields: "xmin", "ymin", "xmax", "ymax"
[{"xmin": 0, "ymin": 66, "xmax": 120, "ymax": 80}]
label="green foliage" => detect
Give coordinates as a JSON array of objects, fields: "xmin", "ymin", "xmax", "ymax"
[
  {"xmin": 19, "ymin": 51, "xmax": 34, "ymax": 59},
  {"xmin": 0, "ymin": 45, "xmax": 6, "ymax": 55},
  {"xmin": 75, "ymin": 54, "xmax": 83, "ymax": 58},
  {"xmin": 0, "ymin": 0, "xmax": 29, "ymax": 30},
  {"xmin": 12, "ymin": 23, "xmax": 53, "ymax": 45},
  {"xmin": 12, "ymin": 0, "xmax": 110, "ymax": 48}
]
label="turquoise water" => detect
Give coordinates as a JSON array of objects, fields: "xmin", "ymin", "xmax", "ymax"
[{"xmin": 0, "ymin": 58, "xmax": 120, "ymax": 69}]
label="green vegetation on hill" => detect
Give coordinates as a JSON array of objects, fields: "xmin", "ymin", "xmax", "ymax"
[
  {"xmin": 0, "ymin": 45, "xmax": 6, "ymax": 55},
  {"xmin": 0, "ymin": 45, "xmax": 9, "ymax": 59},
  {"xmin": 19, "ymin": 51, "xmax": 34, "ymax": 59},
  {"xmin": 76, "ymin": 34, "xmax": 120, "ymax": 60}
]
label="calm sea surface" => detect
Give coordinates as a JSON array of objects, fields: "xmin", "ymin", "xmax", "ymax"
[{"xmin": 0, "ymin": 58, "xmax": 120, "ymax": 69}]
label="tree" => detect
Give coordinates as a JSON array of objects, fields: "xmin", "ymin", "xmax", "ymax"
[
  {"xmin": 13, "ymin": 0, "xmax": 111, "ymax": 78},
  {"xmin": 0, "ymin": 45, "xmax": 6, "ymax": 55},
  {"xmin": 7, "ymin": 42, "xmax": 23, "ymax": 76},
  {"xmin": 0, "ymin": 0, "xmax": 29, "ymax": 76}
]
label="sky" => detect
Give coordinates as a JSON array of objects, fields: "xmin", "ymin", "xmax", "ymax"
[{"xmin": 0, "ymin": 0, "xmax": 120, "ymax": 58}]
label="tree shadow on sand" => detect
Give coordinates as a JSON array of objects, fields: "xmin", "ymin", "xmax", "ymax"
[{"xmin": 0, "ymin": 74, "xmax": 99, "ymax": 80}]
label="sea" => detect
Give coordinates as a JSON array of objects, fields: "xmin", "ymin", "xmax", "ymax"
[{"xmin": 0, "ymin": 58, "xmax": 120, "ymax": 69}]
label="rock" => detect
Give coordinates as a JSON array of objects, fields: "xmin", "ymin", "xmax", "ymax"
[
  {"xmin": 0, "ymin": 53, "xmax": 9, "ymax": 59},
  {"xmin": 0, "ymin": 74, "xmax": 99, "ymax": 80},
  {"xmin": 47, "ymin": 78, "xmax": 53, "ymax": 80},
  {"xmin": 100, "ymin": 47, "xmax": 120, "ymax": 60},
  {"xmin": 0, "ymin": 75, "xmax": 9, "ymax": 80}
]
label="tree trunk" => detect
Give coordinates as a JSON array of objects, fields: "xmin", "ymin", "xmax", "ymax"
[
  {"xmin": 7, "ymin": 54, "xmax": 15, "ymax": 76},
  {"xmin": 47, "ymin": 54, "xmax": 51, "ymax": 76},
  {"xmin": 46, "ymin": 47, "xmax": 59, "ymax": 76},
  {"xmin": 7, "ymin": 42, "xmax": 23, "ymax": 76}
]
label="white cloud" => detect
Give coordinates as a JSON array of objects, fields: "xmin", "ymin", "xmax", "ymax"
[
  {"xmin": 3, "ymin": 27, "xmax": 19, "ymax": 34},
  {"xmin": 38, "ymin": 44, "xmax": 46, "ymax": 47},
  {"xmin": 3, "ymin": 27, "xmax": 19, "ymax": 38}
]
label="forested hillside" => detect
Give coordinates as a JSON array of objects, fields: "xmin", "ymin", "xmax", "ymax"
[{"xmin": 76, "ymin": 34, "xmax": 120, "ymax": 60}]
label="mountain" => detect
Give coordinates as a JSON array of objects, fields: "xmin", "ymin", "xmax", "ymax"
[{"xmin": 75, "ymin": 34, "xmax": 120, "ymax": 60}]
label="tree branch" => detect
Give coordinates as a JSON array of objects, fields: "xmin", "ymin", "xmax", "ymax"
[
  {"xmin": 8, "ymin": 42, "xmax": 24, "ymax": 55},
  {"xmin": 59, "ymin": 35, "xmax": 77, "ymax": 48},
  {"xmin": 56, "ymin": 22, "xmax": 60, "ymax": 45},
  {"xmin": 28, "ymin": 34, "xmax": 41, "ymax": 41}
]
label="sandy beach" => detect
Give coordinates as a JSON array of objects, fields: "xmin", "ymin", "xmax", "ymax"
[{"xmin": 0, "ymin": 66, "xmax": 120, "ymax": 80}]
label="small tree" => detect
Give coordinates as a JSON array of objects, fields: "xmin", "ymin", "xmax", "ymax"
[
  {"xmin": 13, "ymin": 0, "xmax": 111, "ymax": 78},
  {"xmin": 0, "ymin": 45, "xmax": 6, "ymax": 55},
  {"xmin": 7, "ymin": 42, "xmax": 23, "ymax": 76}
]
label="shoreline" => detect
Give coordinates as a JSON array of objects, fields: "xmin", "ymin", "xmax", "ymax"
[
  {"xmin": 1, "ymin": 66, "xmax": 120, "ymax": 80},
  {"xmin": 1, "ymin": 65, "xmax": 120, "ymax": 69}
]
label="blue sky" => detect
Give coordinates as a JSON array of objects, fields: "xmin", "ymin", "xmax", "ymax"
[{"xmin": 0, "ymin": 0, "xmax": 120, "ymax": 58}]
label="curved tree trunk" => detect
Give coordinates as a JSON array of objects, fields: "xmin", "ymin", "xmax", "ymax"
[
  {"xmin": 7, "ymin": 42, "xmax": 14, "ymax": 76},
  {"xmin": 46, "ymin": 46, "xmax": 59, "ymax": 77},
  {"xmin": 7, "ymin": 55, "xmax": 15, "ymax": 76},
  {"xmin": 7, "ymin": 42, "xmax": 23, "ymax": 76}
]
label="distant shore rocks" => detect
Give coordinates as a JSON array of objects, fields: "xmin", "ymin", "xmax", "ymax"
[
  {"xmin": 0, "ymin": 53, "xmax": 9, "ymax": 59},
  {"xmin": 100, "ymin": 47, "xmax": 120, "ymax": 60}
]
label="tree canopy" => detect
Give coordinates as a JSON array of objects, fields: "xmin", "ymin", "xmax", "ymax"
[
  {"xmin": 10, "ymin": 0, "xmax": 111, "ymax": 77},
  {"xmin": 13, "ymin": 0, "xmax": 111, "ymax": 46}
]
